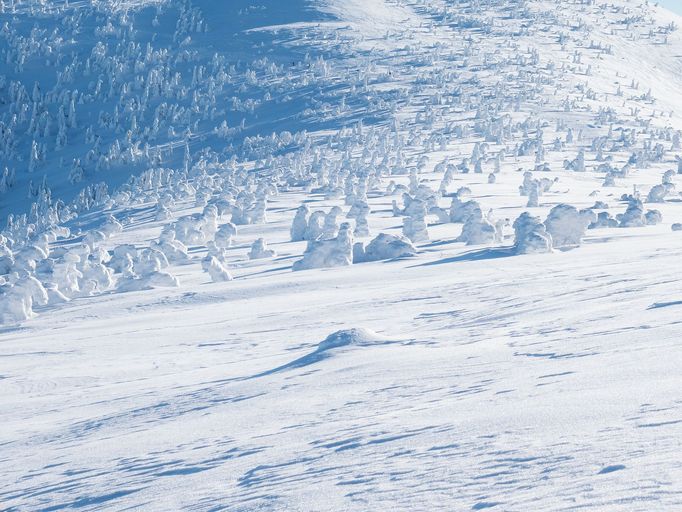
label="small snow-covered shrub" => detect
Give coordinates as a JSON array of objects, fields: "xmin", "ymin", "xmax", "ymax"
[
  {"xmin": 80, "ymin": 258, "xmax": 114, "ymax": 293},
  {"xmin": 618, "ymin": 199, "xmax": 646, "ymax": 227},
  {"xmin": 133, "ymin": 248, "xmax": 169, "ymax": 276},
  {"xmin": 168, "ymin": 208, "xmax": 218, "ymax": 246},
  {"xmin": 44, "ymin": 283, "xmax": 69, "ymax": 305},
  {"xmin": 214, "ymin": 223, "xmax": 237, "ymax": 249},
  {"xmin": 519, "ymin": 171, "xmax": 535, "ymax": 196},
  {"xmin": 232, "ymin": 197, "xmax": 267, "ymax": 225},
  {"xmin": 100, "ymin": 215, "xmax": 123, "ymax": 238},
  {"xmin": 429, "ymin": 205, "xmax": 450, "ymax": 224},
  {"xmin": 151, "ymin": 233, "xmax": 189, "ymax": 264},
  {"xmin": 526, "ymin": 182, "xmax": 540, "ymax": 207},
  {"xmin": 248, "ymin": 239, "xmax": 276, "ymax": 260},
  {"xmin": 645, "ymin": 209, "xmax": 663, "ymax": 225},
  {"xmin": 53, "ymin": 252, "xmax": 84, "ymax": 297},
  {"xmin": 647, "ymin": 183, "xmax": 673, "ymax": 203},
  {"xmin": 109, "ymin": 245, "xmax": 138, "ymax": 274},
  {"xmin": 202, "ymin": 256, "xmax": 233, "ymax": 282},
  {"xmin": 83, "ymin": 230, "xmax": 107, "ymax": 251},
  {"xmin": 589, "ymin": 211, "xmax": 618, "ymax": 229},
  {"xmin": 603, "ymin": 173, "xmax": 616, "ymax": 187},
  {"xmin": 116, "ymin": 272, "xmax": 180, "ymax": 292},
  {"xmin": 520, "ymin": 171, "xmax": 556, "ymax": 199},
  {"xmin": 14, "ymin": 244, "xmax": 48, "ymax": 273}
]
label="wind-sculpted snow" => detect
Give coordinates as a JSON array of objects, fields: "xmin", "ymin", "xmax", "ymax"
[{"xmin": 2, "ymin": 0, "xmax": 682, "ymax": 510}]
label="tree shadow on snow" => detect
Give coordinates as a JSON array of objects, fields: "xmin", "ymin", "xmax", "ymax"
[
  {"xmin": 410, "ymin": 247, "xmax": 515, "ymax": 268},
  {"xmin": 248, "ymin": 334, "xmax": 406, "ymax": 380},
  {"xmin": 647, "ymin": 300, "xmax": 682, "ymax": 310}
]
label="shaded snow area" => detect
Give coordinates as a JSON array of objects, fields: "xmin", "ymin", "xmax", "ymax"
[{"xmin": 1, "ymin": 0, "xmax": 682, "ymax": 510}]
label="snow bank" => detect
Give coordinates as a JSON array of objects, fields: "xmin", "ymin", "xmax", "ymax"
[{"xmin": 116, "ymin": 272, "xmax": 180, "ymax": 293}]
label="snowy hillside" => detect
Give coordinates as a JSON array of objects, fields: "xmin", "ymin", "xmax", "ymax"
[{"xmin": 2, "ymin": 0, "xmax": 682, "ymax": 510}]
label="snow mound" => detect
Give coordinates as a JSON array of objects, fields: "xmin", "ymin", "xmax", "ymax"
[
  {"xmin": 254, "ymin": 327, "xmax": 401, "ymax": 378},
  {"xmin": 316, "ymin": 328, "xmax": 394, "ymax": 353},
  {"xmin": 355, "ymin": 233, "xmax": 417, "ymax": 263}
]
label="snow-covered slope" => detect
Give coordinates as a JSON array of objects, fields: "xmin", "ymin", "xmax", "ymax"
[{"xmin": 2, "ymin": 0, "xmax": 682, "ymax": 510}]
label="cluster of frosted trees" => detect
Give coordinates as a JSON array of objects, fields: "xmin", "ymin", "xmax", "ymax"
[{"xmin": 2, "ymin": 0, "xmax": 682, "ymax": 324}]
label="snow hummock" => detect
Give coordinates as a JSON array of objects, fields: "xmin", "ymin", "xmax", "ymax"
[
  {"xmin": 316, "ymin": 327, "xmax": 394, "ymax": 352},
  {"xmin": 354, "ymin": 233, "xmax": 417, "ymax": 262}
]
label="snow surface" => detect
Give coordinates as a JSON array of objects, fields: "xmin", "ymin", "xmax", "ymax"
[{"xmin": 1, "ymin": 0, "xmax": 682, "ymax": 510}]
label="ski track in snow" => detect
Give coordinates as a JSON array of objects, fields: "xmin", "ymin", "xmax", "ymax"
[{"xmin": 1, "ymin": 0, "xmax": 682, "ymax": 510}]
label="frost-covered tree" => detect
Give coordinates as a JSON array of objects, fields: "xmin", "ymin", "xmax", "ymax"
[
  {"xmin": 202, "ymin": 255, "xmax": 232, "ymax": 282},
  {"xmin": 513, "ymin": 212, "xmax": 552, "ymax": 255},
  {"xmin": 293, "ymin": 223, "xmax": 353, "ymax": 271},
  {"xmin": 544, "ymin": 204, "xmax": 592, "ymax": 248},
  {"xmin": 248, "ymin": 238, "xmax": 276, "ymax": 260}
]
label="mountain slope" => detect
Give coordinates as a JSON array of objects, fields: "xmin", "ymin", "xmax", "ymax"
[{"xmin": 1, "ymin": 1, "xmax": 682, "ymax": 510}]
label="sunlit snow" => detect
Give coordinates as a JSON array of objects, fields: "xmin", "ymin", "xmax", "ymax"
[{"xmin": 1, "ymin": 0, "xmax": 681, "ymax": 510}]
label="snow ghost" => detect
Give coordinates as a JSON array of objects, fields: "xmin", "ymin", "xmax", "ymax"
[
  {"xmin": 293, "ymin": 223, "xmax": 354, "ymax": 271},
  {"xmin": 513, "ymin": 212, "xmax": 553, "ymax": 254}
]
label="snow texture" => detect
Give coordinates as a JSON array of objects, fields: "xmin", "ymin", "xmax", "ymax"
[{"xmin": 2, "ymin": 0, "xmax": 682, "ymax": 510}]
